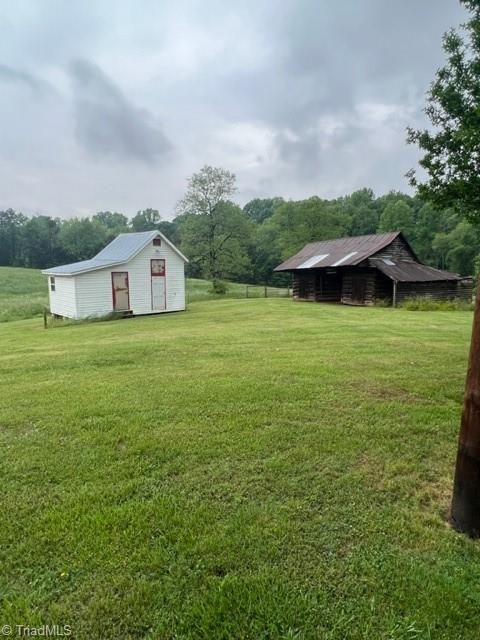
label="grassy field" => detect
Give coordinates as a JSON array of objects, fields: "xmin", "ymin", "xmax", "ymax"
[
  {"xmin": 0, "ymin": 266, "xmax": 48, "ymax": 322},
  {"xmin": 0, "ymin": 267, "xmax": 288, "ymax": 322},
  {"xmin": 0, "ymin": 298, "xmax": 479, "ymax": 639}
]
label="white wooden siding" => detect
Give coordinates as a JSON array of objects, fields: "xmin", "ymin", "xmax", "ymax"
[
  {"xmin": 126, "ymin": 239, "xmax": 185, "ymax": 314},
  {"xmin": 48, "ymin": 276, "xmax": 77, "ymax": 318},
  {"xmin": 75, "ymin": 270, "xmax": 113, "ymax": 318},
  {"xmin": 70, "ymin": 238, "xmax": 185, "ymax": 319}
]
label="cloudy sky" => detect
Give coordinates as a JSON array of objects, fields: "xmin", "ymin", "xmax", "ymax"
[{"xmin": 0, "ymin": 1, "xmax": 466, "ymax": 220}]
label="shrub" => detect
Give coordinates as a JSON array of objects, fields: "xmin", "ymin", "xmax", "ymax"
[
  {"xmin": 209, "ymin": 279, "xmax": 228, "ymax": 295},
  {"xmin": 400, "ymin": 297, "xmax": 473, "ymax": 311}
]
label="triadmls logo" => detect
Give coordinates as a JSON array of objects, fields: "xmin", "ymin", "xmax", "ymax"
[{"xmin": 4, "ymin": 625, "xmax": 73, "ymax": 637}]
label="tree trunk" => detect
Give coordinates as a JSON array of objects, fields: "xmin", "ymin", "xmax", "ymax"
[{"xmin": 450, "ymin": 286, "xmax": 480, "ymax": 536}]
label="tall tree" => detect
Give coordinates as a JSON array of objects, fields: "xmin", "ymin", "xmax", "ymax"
[
  {"xmin": 59, "ymin": 218, "xmax": 108, "ymax": 262},
  {"xmin": 178, "ymin": 202, "xmax": 252, "ymax": 282},
  {"xmin": 176, "ymin": 166, "xmax": 237, "ymax": 282},
  {"xmin": 0, "ymin": 209, "xmax": 26, "ymax": 266},
  {"xmin": 20, "ymin": 215, "xmax": 63, "ymax": 268},
  {"xmin": 131, "ymin": 208, "xmax": 162, "ymax": 232},
  {"xmin": 378, "ymin": 200, "xmax": 415, "ymax": 239},
  {"xmin": 270, "ymin": 197, "xmax": 351, "ymax": 260},
  {"xmin": 243, "ymin": 197, "xmax": 284, "ymax": 224},
  {"xmin": 408, "ymin": 0, "xmax": 480, "ymax": 536}
]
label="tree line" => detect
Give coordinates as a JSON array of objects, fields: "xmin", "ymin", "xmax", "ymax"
[{"xmin": 1, "ymin": 166, "xmax": 479, "ymax": 284}]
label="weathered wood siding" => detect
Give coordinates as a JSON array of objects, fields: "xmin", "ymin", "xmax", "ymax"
[
  {"xmin": 341, "ymin": 267, "xmax": 376, "ymax": 305},
  {"xmin": 293, "ymin": 271, "xmax": 316, "ymax": 301},
  {"xmin": 396, "ymin": 280, "xmax": 472, "ymax": 303},
  {"xmin": 370, "ymin": 236, "xmax": 416, "ymax": 262}
]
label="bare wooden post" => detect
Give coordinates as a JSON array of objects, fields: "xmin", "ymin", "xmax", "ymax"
[
  {"xmin": 392, "ymin": 280, "xmax": 398, "ymax": 308},
  {"xmin": 450, "ymin": 286, "xmax": 480, "ymax": 536},
  {"xmin": 264, "ymin": 285, "xmax": 267, "ymax": 298},
  {"xmin": 246, "ymin": 286, "xmax": 248, "ymax": 299},
  {"xmin": 43, "ymin": 308, "xmax": 48, "ymax": 329}
]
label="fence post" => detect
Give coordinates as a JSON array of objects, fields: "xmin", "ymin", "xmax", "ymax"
[
  {"xmin": 43, "ymin": 308, "xmax": 48, "ymax": 329},
  {"xmin": 264, "ymin": 285, "xmax": 267, "ymax": 298},
  {"xmin": 246, "ymin": 286, "xmax": 248, "ymax": 298}
]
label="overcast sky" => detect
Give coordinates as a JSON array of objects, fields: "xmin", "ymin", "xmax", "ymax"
[{"xmin": 0, "ymin": 1, "xmax": 466, "ymax": 220}]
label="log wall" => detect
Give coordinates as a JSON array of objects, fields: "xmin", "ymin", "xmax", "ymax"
[{"xmin": 397, "ymin": 280, "xmax": 472, "ymax": 303}]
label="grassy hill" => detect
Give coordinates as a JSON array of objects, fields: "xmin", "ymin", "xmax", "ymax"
[
  {"xmin": 0, "ymin": 299, "xmax": 478, "ymax": 638},
  {"xmin": 0, "ymin": 266, "xmax": 288, "ymax": 322},
  {"xmin": 0, "ymin": 266, "xmax": 48, "ymax": 322}
]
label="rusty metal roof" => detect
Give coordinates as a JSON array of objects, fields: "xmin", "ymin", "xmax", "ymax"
[
  {"xmin": 374, "ymin": 260, "xmax": 460, "ymax": 282},
  {"xmin": 274, "ymin": 232, "xmax": 401, "ymax": 271}
]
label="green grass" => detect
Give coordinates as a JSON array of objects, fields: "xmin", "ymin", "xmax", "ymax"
[
  {"xmin": 401, "ymin": 297, "xmax": 474, "ymax": 311},
  {"xmin": 0, "ymin": 299, "xmax": 479, "ymax": 639},
  {"xmin": 0, "ymin": 267, "xmax": 49, "ymax": 322},
  {"xmin": 0, "ymin": 267, "xmax": 289, "ymax": 322}
]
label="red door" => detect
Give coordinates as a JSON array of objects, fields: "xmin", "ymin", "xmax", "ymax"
[{"xmin": 111, "ymin": 272, "xmax": 130, "ymax": 311}]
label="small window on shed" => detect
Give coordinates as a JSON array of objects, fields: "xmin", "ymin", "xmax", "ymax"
[
  {"xmin": 153, "ymin": 237, "xmax": 161, "ymax": 246},
  {"xmin": 49, "ymin": 276, "xmax": 56, "ymax": 292}
]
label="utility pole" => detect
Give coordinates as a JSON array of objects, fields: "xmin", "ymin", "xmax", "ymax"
[{"xmin": 450, "ymin": 286, "xmax": 480, "ymax": 536}]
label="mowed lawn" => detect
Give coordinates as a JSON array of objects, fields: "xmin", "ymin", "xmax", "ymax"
[{"xmin": 0, "ymin": 300, "xmax": 479, "ymax": 639}]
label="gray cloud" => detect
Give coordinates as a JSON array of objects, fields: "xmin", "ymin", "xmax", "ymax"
[
  {"xmin": 70, "ymin": 59, "xmax": 171, "ymax": 163},
  {"xmin": 0, "ymin": 1, "xmax": 469, "ymax": 216},
  {"xmin": 0, "ymin": 64, "xmax": 51, "ymax": 94}
]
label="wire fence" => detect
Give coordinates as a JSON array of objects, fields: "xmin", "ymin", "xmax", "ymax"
[{"xmin": 186, "ymin": 285, "xmax": 292, "ymax": 304}]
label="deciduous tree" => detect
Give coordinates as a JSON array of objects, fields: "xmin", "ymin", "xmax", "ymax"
[{"xmin": 176, "ymin": 166, "xmax": 241, "ymax": 282}]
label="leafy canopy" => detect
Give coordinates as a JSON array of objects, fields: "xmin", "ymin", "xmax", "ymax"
[
  {"xmin": 407, "ymin": 0, "xmax": 480, "ymax": 222},
  {"xmin": 176, "ymin": 165, "xmax": 236, "ymax": 217}
]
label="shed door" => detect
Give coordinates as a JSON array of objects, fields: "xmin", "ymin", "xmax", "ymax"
[
  {"xmin": 351, "ymin": 275, "xmax": 366, "ymax": 304},
  {"xmin": 151, "ymin": 259, "xmax": 166, "ymax": 311},
  {"xmin": 112, "ymin": 272, "xmax": 130, "ymax": 311}
]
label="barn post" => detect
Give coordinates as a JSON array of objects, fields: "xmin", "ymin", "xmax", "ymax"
[
  {"xmin": 392, "ymin": 280, "xmax": 398, "ymax": 308},
  {"xmin": 450, "ymin": 285, "xmax": 480, "ymax": 536}
]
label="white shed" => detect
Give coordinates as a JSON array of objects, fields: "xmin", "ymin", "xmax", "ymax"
[{"xmin": 42, "ymin": 230, "xmax": 188, "ymax": 319}]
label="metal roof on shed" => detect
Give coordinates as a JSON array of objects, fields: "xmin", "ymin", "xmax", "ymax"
[
  {"xmin": 274, "ymin": 232, "xmax": 401, "ymax": 271},
  {"xmin": 374, "ymin": 260, "xmax": 460, "ymax": 282},
  {"xmin": 42, "ymin": 231, "xmax": 188, "ymax": 276}
]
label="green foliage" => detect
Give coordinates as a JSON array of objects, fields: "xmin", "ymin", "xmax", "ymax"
[
  {"xmin": 243, "ymin": 197, "xmax": 284, "ymax": 223},
  {"xmin": 92, "ymin": 211, "xmax": 129, "ymax": 231},
  {"xmin": 19, "ymin": 215, "xmax": 64, "ymax": 268},
  {"xmin": 130, "ymin": 208, "xmax": 162, "ymax": 232},
  {"xmin": 176, "ymin": 165, "xmax": 236, "ymax": 217},
  {"xmin": 341, "ymin": 188, "xmax": 380, "ymax": 235},
  {"xmin": 378, "ymin": 200, "xmax": 415, "ymax": 239},
  {"xmin": 1, "ymin": 301, "xmax": 480, "ymax": 638},
  {"xmin": 400, "ymin": 296, "xmax": 473, "ymax": 311},
  {"xmin": 407, "ymin": 1, "xmax": 480, "ymax": 221},
  {"xmin": 0, "ymin": 208, "xmax": 26, "ymax": 266},
  {"xmin": 271, "ymin": 196, "xmax": 351, "ymax": 259},
  {"xmin": 176, "ymin": 168, "xmax": 253, "ymax": 282},
  {"xmin": 59, "ymin": 217, "xmax": 109, "ymax": 262},
  {"xmin": 179, "ymin": 202, "xmax": 253, "ymax": 282},
  {"xmin": 209, "ymin": 279, "xmax": 228, "ymax": 295}
]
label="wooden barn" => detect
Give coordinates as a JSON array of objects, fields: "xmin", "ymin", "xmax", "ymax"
[
  {"xmin": 274, "ymin": 232, "xmax": 472, "ymax": 306},
  {"xmin": 42, "ymin": 231, "xmax": 188, "ymax": 319}
]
